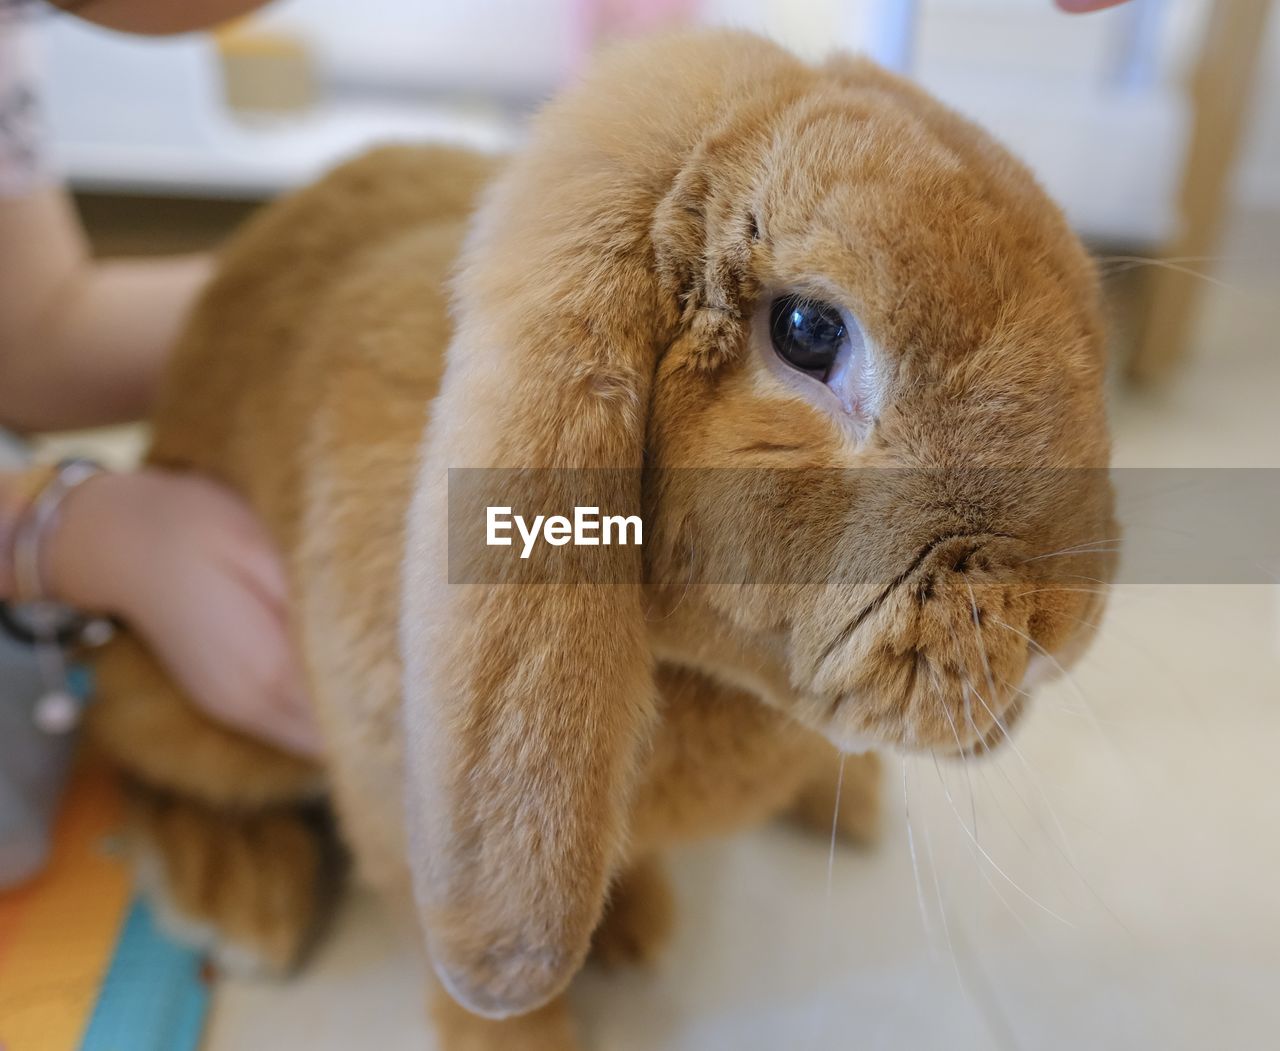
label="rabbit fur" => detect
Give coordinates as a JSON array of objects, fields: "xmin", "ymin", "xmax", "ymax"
[{"xmin": 89, "ymin": 28, "xmax": 1115, "ymax": 1049}]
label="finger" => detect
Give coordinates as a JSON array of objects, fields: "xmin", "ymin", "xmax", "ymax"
[
  {"xmin": 250, "ymin": 623, "xmax": 325, "ymax": 758},
  {"xmin": 147, "ymin": 572, "xmax": 321, "ymax": 756},
  {"xmin": 184, "ymin": 475, "xmax": 292, "ymax": 608},
  {"xmin": 224, "ymin": 530, "xmax": 293, "ymax": 611},
  {"xmin": 260, "ymin": 697, "xmax": 326, "ymax": 758}
]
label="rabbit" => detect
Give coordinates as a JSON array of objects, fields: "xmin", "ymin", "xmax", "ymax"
[{"xmin": 87, "ymin": 28, "xmax": 1116, "ymax": 1050}]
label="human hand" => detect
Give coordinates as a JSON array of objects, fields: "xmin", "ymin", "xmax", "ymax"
[
  {"xmin": 45, "ymin": 469, "xmax": 322, "ymax": 757},
  {"xmin": 1055, "ymin": 0, "xmax": 1133, "ymax": 11}
]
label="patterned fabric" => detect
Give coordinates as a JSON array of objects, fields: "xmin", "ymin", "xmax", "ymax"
[{"xmin": 0, "ymin": 15, "xmax": 50, "ymax": 197}]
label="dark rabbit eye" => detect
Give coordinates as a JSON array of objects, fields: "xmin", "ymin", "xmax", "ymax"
[{"xmin": 769, "ymin": 296, "xmax": 847, "ymax": 374}]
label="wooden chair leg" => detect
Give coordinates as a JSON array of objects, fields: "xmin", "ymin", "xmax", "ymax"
[{"xmin": 1128, "ymin": 0, "xmax": 1274, "ymax": 382}]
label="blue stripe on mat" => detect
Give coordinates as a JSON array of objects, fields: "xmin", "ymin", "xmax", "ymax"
[{"xmin": 78, "ymin": 897, "xmax": 210, "ymax": 1051}]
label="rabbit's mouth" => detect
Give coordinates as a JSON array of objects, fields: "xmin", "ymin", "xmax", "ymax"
[{"xmin": 802, "ymin": 533, "xmax": 1111, "ymax": 757}]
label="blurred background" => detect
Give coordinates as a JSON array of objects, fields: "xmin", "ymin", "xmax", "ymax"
[
  {"xmin": 33, "ymin": 0, "xmax": 1280, "ymax": 380},
  {"xmin": 23, "ymin": 2, "xmax": 1280, "ymax": 1049}
]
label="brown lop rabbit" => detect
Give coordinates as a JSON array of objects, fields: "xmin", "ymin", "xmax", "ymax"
[{"xmin": 88, "ymin": 28, "xmax": 1116, "ymax": 1049}]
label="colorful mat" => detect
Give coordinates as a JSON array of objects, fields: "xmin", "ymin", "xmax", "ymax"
[{"xmin": 0, "ymin": 761, "xmax": 210, "ymax": 1051}]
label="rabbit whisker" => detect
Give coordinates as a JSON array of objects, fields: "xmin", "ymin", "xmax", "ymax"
[
  {"xmin": 988, "ymin": 616, "xmax": 1125, "ymax": 769},
  {"xmin": 931, "ymin": 755, "xmax": 1038, "ymax": 941},
  {"xmin": 902, "ymin": 757, "xmax": 939, "ymax": 953},
  {"xmin": 965, "ymin": 680, "xmax": 1082, "ymax": 873},
  {"xmin": 974, "ymin": 676, "xmax": 1130, "ymax": 929},
  {"xmin": 1025, "ymin": 535, "xmax": 1123, "ymax": 558},
  {"xmin": 1096, "ymin": 252, "xmax": 1237, "ymax": 267},
  {"xmin": 928, "ymin": 751, "xmax": 1074, "ymax": 927},
  {"xmin": 1095, "ymin": 255, "xmax": 1242, "ymax": 292},
  {"xmin": 1020, "ymin": 545, "xmax": 1122, "ymax": 565},
  {"xmin": 916, "ymin": 771, "xmax": 968, "ymax": 986},
  {"xmin": 1000, "ymin": 673, "xmax": 1099, "ymax": 719},
  {"xmin": 932, "ymin": 682, "xmax": 979, "ymax": 840},
  {"xmin": 1015, "ymin": 586, "xmax": 1110, "ymax": 600},
  {"xmin": 961, "ymin": 578, "xmax": 1002, "ymax": 715},
  {"xmin": 1060, "ymin": 574, "xmax": 1113, "ymax": 587},
  {"xmin": 824, "ymin": 753, "xmax": 847, "ymax": 910},
  {"xmin": 972, "ymin": 759, "xmax": 1064, "ymax": 891},
  {"xmin": 909, "ymin": 756, "xmax": 1024, "ymax": 1051},
  {"xmin": 945, "ymin": 923, "xmax": 1022, "ymax": 1051},
  {"xmin": 979, "ymin": 692, "xmax": 1136, "ymax": 939}
]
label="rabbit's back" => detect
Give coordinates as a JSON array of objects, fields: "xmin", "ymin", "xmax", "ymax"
[
  {"xmin": 146, "ymin": 144, "xmax": 499, "ymax": 552},
  {"xmin": 138, "ymin": 146, "xmax": 498, "ymax": 884}
]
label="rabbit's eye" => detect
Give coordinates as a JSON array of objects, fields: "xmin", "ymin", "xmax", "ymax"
[{"xmin": 769, "ymin": 296, "xmax": 847, "ymax": 374}]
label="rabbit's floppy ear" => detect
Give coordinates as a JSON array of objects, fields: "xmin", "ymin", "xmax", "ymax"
[
  {"xmin": 398, "ymin": 59, "xmax": 696, "ymax": 1017},
  {"xmin": 400, "ymin": 29, "xmax": 796, "ymax": 1018}
]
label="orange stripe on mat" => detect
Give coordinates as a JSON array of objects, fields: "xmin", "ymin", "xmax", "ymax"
[{"xmin": 0, "ymin": 758, "xmax": 131, "ymax": 1051}]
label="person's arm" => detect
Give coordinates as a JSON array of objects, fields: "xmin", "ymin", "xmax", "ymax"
[
  {"xmin": 0, "ymin": 0, "xmax": 317, "ymax": 758},
  {"xmin": 0, "ymin": 0, "xmax": 279, "ymax": 433},
  {"xmin": 52, "ymin": 0, "xmax": 271, "ymax": 37},
  {"xmin": 1055, "ymin": 0, "xmax": 1133, "ymax": 11},
  {"xmin": 0, "ymin": 187, "xmax": 210, "ymax": 432}
]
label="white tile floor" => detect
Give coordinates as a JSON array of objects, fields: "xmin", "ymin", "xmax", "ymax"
[{"xmin": 207, "ymin": 240, "xmax": 1280, "ymax": 1051}]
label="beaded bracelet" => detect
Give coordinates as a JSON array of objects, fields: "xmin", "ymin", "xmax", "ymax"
[
  {"xmin": 0, "ymin": 462, "xmax": 55, "ymax": 598},
  {"xmin": 1, "ymin": 458, "xmax": 115, "ymax": 733},
  {"xmin": 10, "ymin": 458, "xmax": 105, "ymax": 604}
]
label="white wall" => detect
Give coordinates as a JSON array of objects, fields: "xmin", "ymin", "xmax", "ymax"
[
  {"xmin": 263, "ymin": 0, "xmax": 1279, "ymax": 217},
  {"xmin": 42, "ymin": 0, "xmax": 1279, "ymax": 235}
]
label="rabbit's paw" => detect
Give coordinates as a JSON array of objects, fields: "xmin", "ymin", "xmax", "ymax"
[
  {"xmin": 125, "ymin": 784, "xmax": 342, "ymax": 976},
  {"xmin": 788, "ymin": 750, "xmax": 882, "ymax": 848},
  {"xmin": 590, "ymin": 855, "xmax": 674, "ymax": 969}
]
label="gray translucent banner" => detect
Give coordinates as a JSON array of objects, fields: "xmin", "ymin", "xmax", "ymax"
[{"xmin": 445, "ymin": 468, "xmax": 1280, "ymax": 586}]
